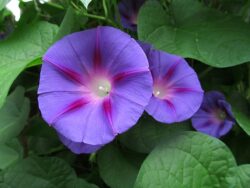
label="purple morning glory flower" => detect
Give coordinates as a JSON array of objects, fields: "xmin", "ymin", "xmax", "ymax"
[
  {"xmin": 38, "ymin": 26, "xmax": 153, "ymax": 153},
  {"xmin": 141, "ymin": 45, "xmax": 204, "ymax": 123},
  {"xmin": 191, "ymin": 91, "xmax": 235, "ymax": 138},
  {"xmin": 118, "ymin": 0, "xmax": 146, "ymax": 31}
]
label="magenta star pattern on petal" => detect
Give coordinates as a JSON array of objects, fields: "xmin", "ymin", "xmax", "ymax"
[
  {"xmin": 141, "ymin": 44, "xmax": 204, "ymax": 123},
  {"xmin": 38, "ymin": 26, "xmax": 153, "ymax": 153},
  {"xmin": 191, "ymin": 91, "xmax": 235, "ymax": 138}
]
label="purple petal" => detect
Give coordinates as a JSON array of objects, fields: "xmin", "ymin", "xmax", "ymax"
[
  {"xmin": 138, "ymin": 41, "xmax": 153, "ymax": 55},
  {"xmin": 108, "ymin": 70, "xmax": 152, "ymax": 134},
  {"xmin": 38, "ymin": 92, "xmax": 115, "ymax": 145},
  {"xmin": 191, "ymin": 117, "xmax": 219, "ymax": 137},
  {"xmin": 95, "ymin": 27, "xmax": 132, "ymax": 71},
  {"xmin": 97, "ymin": 27, "xmax": 150, "ymax": 76},
  {"xmin": 58, "ymin": 133, "xmax": 102, "ymax": 154},
  {"xmin": 217, "ymin": 99, "xmax": 235, "ymax": 122},
  {"xmin": 43, "ymin": 34, "xmax": 91, "ymax": 76},
  {"xmin": 218, "ymin": 120, "xmax": 234, "ymax": 137},
  {"xmin": 191, "ymin": 117, "xmax": 233, "ymax": 138},
  {"xmin": 202, "ymin": 91, "xmax": 225, "ymax": 111},
  {"xmin": 109, "ymin": 94, "xmax": 147, "ymax": 133},
  {"xmin": 52, "ymin": 99, "xmax": 115, "ymax": 145},
  {"xmin": 112, "ymin": 71, "xmax": 152, "ymax": 106},
  {"xmin": 118, "ymin": 0, "xmax": 146, "ymax": 31},
  {"xmin": 144, "ymin": 49, "xmax": 203, "ymax": 123},
  {"xmin": 149, "ymin": 51, "xmax": 197, "ymax": 85},
  {"xmin": 38, "ymin": 58, "xmax": 88, "ymax": 94},
  {"xmin": 38, "ymin": 92, "xmax": 89, "ymax": 124},
  {"xmin": 145, "ymin": 97, "xmax": 176, "ymax": 123},
  {"xmin": 39, "ymin": 29, "xmax": 99, "ymax": 94}
]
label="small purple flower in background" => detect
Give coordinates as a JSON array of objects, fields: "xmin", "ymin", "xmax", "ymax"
[
  {"xmin": 118, "ymin": 0, "xmax": 146, "ymax": 31},
  {"xmin": 191, "ymin": 91, "xmax": 235, "ymax": 138},
  {"xmin": 0, "ymin": 17, "xmax": 14, "ymax": 40},
  {"xmin": 38, "ymin": 26, "xmax": 152, "ymax": 154},
  {"xmin": 0, "ymin": 32, "xmax": 5, "ymax": 40},
  {"xmin": 141, "ymin": 44, "xmax": 204, "ymax": 123}
]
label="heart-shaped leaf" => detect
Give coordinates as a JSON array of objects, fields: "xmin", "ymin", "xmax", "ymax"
[
  {"xmin": 135, "ymin": 131, "xmax": 237, "ymax": 188},
  {"xmin": 138, "ymin": 0, "xmax": 250, "ymax": 68}
]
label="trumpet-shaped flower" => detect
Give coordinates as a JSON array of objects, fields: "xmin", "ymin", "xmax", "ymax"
[
  {"xmin": 191, "ymin": 91, "xmax": 235, "ymax": 138},
  {"xmin": 118, "ymin": 0, "xmax": 145, "ymax": 31},
  {"xmin": 38, "ymin": 26, "xmax": 152, "ymax": 153},
  {"xmin": 141, "ymin": 45, "xmax": 203, "ymax": 123}
]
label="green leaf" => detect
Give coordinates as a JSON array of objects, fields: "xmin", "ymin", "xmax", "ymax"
[
  {"xmin": 26, "ymin": 117, "xmax": 58, "ymax": 139},
  {"xmin": 26, "ymin": 57, "xmax": 42, "ymax": 68},
  {"xmin": 26, "ymin": 7, "xmax": 86, "ymax": 68},
  {"xmin": 0, "ymin": 139, "xmax": 24, "ymax": 170},
  {"xmin": 97, "ymin": 144, "xmax": 145, "ymax": 188},
  {"xmin": 0, "ymin": 21, "xmax": 58, "ymax": 108},
  {"xmin": 0, "ymin": 0, "xmax": 10, "ymax": 11},
  {"xmin": 138, "ymin": 0, "xmax": 250, "ymax": 67},
  {"xmin": 235, "ymin": 165, "xmax": 250, "ymax": 187},
  {"xmin": 55, "ymin": 6, "xmax": 86, "ymax": 41},
  {"xmin": 55, "ymin": 6, "xmax": 76, "ymax": 40},
  {"xmin": 229, "ymin": 92, "xmax": 250, "ymax": 136},
  {"xmin": 66, "ymin": 178, "xmax": 99, "ymax": 188},
  {"xmin": 80, "ymin": 0, "xmax": 93, "ymax": 9},
  {"xmin": 0, "ymin": 156, "xmax": 76, "ymax": 188},
  {"xmin": 0, "ymin": 86, "xmax": 30, "ymax": 143},
  {"xmin": 233, "ymin": 110, "xmax": 250, "ymax": 136},
  {"xmin": 26, "ymin": 117, "xmax": 62, "ymax": 155},
  {"xmin": 0, "ymin": 144, "xmax": 19, "ymax": 170},
  {"xmin": 223, "ymin": 131, "xmax": 250, "ymax": 165},
  {"xmin": 119, "ymin": 116, "xmax": 191, "ymax": 153},
  {"xmin": 134, "ymin": 131, "xmax": 237, "ymax": 188},
  {"xmin": 5, "ymin": 138, "xmax": 23, "ymax": 157}
]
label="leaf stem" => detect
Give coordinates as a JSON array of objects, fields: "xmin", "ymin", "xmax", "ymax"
[
  {"xmin": 26, "ymin": 85, "xmax": 38, "ymax": 92},
  {"xmin": 102, "ymin": 0, "xmax": 108, "ymax": 18},
  {"xmin": 46, "ymin": 2, "xmax": 65, "ymax": 10},
  {"xmin": 34, "ymin": 0, "xmax": 41, "ymax": 13}
]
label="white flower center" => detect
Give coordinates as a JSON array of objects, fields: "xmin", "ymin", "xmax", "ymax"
[
  {"xmin": 92, "ymin": 78, "xmax": 111, "ymax": 98},
  {"xmin": 153, "ymin": 85, "xmax": 167, "ymax": 99}
]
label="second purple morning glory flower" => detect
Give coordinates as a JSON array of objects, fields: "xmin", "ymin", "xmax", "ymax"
[
  {"xmin": 38, "ymin": 26, "xmax": 153, "ymax": 153},
  {"xmin": 141, "ymin": 44, "xmax": 204, "ymax": 123}
]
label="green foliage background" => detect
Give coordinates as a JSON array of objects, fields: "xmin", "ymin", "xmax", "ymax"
[{"xmin": 0, "ymin": 0, "xmax": 250, "ymax": 187}]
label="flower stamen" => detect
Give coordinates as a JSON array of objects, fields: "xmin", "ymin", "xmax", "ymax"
[
  {"xmin": 91, "ymin": 78, "xmax": 111, "ymax": 98},
  {"xmin": 153, "ymin": 85, "xmax": 167, "ymax": 99}
]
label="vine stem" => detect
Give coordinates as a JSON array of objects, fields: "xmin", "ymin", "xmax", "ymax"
[{"xmin": 71, "ymin": 2, "xmax": 117, "ymax": 27}]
